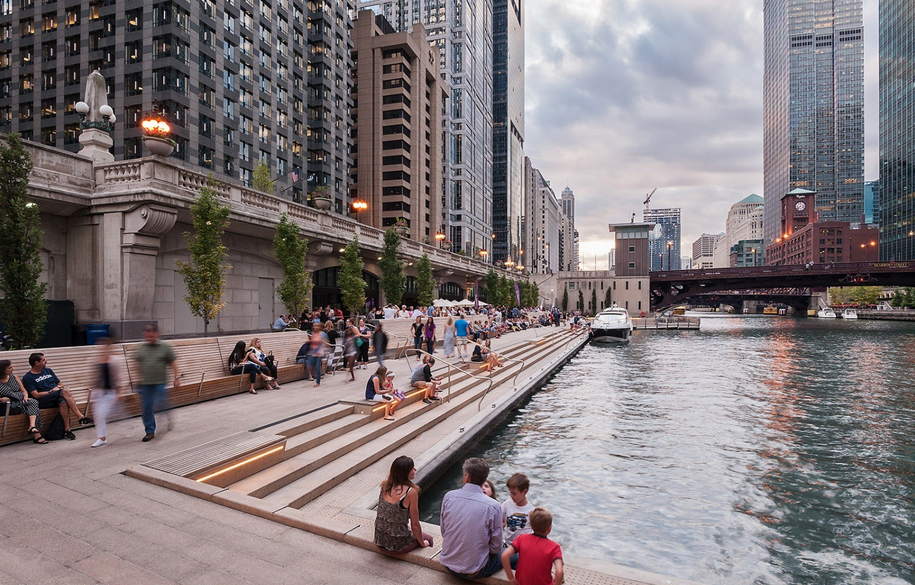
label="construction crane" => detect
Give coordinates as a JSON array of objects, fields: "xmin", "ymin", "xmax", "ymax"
[{"xmin": 643, "ymin": 188, "xmax": 657, "ymax": 211}]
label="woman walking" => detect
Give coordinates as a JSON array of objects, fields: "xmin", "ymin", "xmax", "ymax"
[
  {"xmin": 411, "ymin": 316, "xmax": 424, "ymax": 360},
  {"xmin": 343, "ymin": 321, "xmax": 359, "ymax": 381},
  {"xmin": 90, "ymin": 337, "xmax": 128, "ymax": 447},
  {"xmin": 442, "ymin": 316, "xmax": 456, "ymax": 359},
  {"xmin": 357, "ymin": 318, "xmax": 372, "ymax": 370},
  {"xmin": 374, "ymin": 455, "xmax": 433, "ymax": 554},
  {"xmin": 423, "ymin": 317, "xmax": 436, "ymax": 355}
]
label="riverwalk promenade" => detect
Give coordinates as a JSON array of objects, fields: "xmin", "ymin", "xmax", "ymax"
[{"xmin": 0, "ymin": 326, "xmax": 694, "ymax": 585}]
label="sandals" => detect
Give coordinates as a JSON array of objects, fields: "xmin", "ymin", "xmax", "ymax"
[
  {"xmin": 248, "ymin": 388, "xmax": 257, "ymax": 394},
  {"xmin": 28, "ymin": 427, "xmax": 48, "ymax": 444}
]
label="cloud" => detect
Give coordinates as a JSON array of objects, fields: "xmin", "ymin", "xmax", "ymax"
[{"xmin": 524, "ymin": 0, "xmax": 877, "ymax": 268}]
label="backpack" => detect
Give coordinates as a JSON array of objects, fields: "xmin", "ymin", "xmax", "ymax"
[{"xmin": 45, "ymin": 413, "xmax": 65, "ymax": 440}]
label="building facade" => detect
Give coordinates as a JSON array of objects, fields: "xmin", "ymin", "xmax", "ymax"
[
  {"xmin": 358, "ymin": 0, "xmax": 494, "ymax": 258},
  {"xmin": 879, "ymin": 0, "xmax": 915, "ymax": 260},
  {"xmin": 351, "ymin": 11, "xmax": 448, "ymax": 240},
  {"xmin": 0, "ymin": 0, "xmax": 354, "ymax": 206},
  {"xmin": 692, "ymin": 233, "xmax": 721, "ymax": 269},
  {"xmin": 522, "ymin": 157, "xmax": 560, "ymax": 274},
  {"xmin": 763, "ymin": 0, "xmax": 865, "ymax": 246},
  {"xmin": 491, "ymin": 0, "xmax": 524, "ymax": 264},
  {"xmin": 714, "ymin": 193, "xmax": 765, "ymax": 267},
  {"xmin": 644, "ymin": 207, "xmax": 681, "ymax": 271},
  {"xmin": 560, "ymin": 186, "xmax": 578, "ymax": 271}
]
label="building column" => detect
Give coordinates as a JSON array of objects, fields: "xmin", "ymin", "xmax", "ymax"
[{"xmin": 121, "ymin": 205, "xmax": 178, "ymax": 324}]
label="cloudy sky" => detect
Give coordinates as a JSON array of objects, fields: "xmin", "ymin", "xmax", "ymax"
[{"xmin": 523, "ymin": 0, "xmax": 879, "ymax": 269}]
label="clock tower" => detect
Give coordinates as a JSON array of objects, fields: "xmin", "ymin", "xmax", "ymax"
[{"xmin": 780, "ymin": 188, "xmax": 816, "ymax": 240}]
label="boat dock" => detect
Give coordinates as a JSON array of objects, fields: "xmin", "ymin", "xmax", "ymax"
[{"xmin": 632, "ymin": 316, "xmax": 701, "ymax": 330}]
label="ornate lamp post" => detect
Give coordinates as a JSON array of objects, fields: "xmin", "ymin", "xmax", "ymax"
[
  {"xmin": 479, "ymin": 248, "xmax": 488, "ymax": 264},
  {"xmin": 75, "ymin": 70, "xmax": 116, "ymax": 163},
  {"xmin": 435, "ymin": 229, "xmax": 446, "ymax": 249},
  {"xmin": 140, "ymin": 105, "xmax": 176, "ymax": 157},
  {"xmin": 666, "ymin": 240, "xmax": 673, "ymax": 271},
  {"xmin": 352, "ymin": 198, "xmax": 368, "ymax": 223}
]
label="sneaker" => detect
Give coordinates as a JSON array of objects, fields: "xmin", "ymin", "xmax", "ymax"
[
  {"xmin": 422, "ymin": 398, "xmax": 433, "ymax": 404},
  {"xmin": 78, "ymin": 416, "xmax": 93, "ymax": 425},
  {"xmin": 142, "ymin": 433, "xmax": 155, "ymax": 442},
  {"xmin": 63, "ymin": 430, "xmax": 76, "ymax": 440},
  {"xmin": 430, "ymin": 396, "xmax": 442, "ymax": 401},
  {"xmin": 91, "ymin": 439, "xmax": 107, "ymax": 448}
]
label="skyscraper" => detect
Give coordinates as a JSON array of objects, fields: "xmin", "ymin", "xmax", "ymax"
[
  {"xmin": 492, "ymin": 0, "xmax": 524, "ymax": 264},
  {"xmin": 763, "ymin": 0, "xmax": 865, "ymax": 246},
  {"xmin": 644, "ymin": 208, "xmax": 681, "ymax": 271},
  {"xmin": 560, "ymin": 186, "xmax": 578, "ymax": 271},
  {"xmin": 879, "ymin": 1, "xmax": 915, "ymax": 260},
  {"xmin": 358, "ymin": 0, "xmax": 494, "ymax": 257}
]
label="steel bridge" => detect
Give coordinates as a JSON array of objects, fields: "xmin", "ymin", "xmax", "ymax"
[{"xmin": 650, "ymin": 261, "xmax": 915, "ymax": 311}]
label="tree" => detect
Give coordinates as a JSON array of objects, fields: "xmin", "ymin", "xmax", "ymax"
[
  {"xmin": 416, "ymin": 253, "xmax": 435, "ymax": 306},
  {"xmin": 176, "ymin": 178, "xmax": 232, "ymax": 335},
  {"xmin": 484, "ymin": 268, "xmax": 499, "ymax": 303},
  {"xmin": 273, "ymin": 213, "xmax": 312, "ymax": 322},
  {"xmin": 498, "ymin": 275, "xmax": 511, "ymax": 307},
  {"xmin": 891, "ymin": 287, "xmax": 915, "ymax": 308},
  {"xmin": 252, "ymin": 160, "xmax": 274, "ymax": 193},
  {"xmin": 605, "ymin": 285, "xmax": 612, "ymax": 308},
  {"xmin": 577, "ymin": 289, "xmax": 584, "ymax": 311},
  {"xmin": 562, "ymin": 288, "xmax": 569, "ymax": 312},
  {"xmin": 0, "ymin": 134, "xmax": 46, "ymax": 349},
  {"xmin": 339, "ymin": 235, "xmax": 366, "ymax": 316},
  {"xmin": 379, "ymin": 228, "xmax": 405, "ymax": 306},
  {"xmin": 830, "ymin": 286, "xmax": 881, "ymax": 306},
  {"xmin": 591, "ymin": 289, "xmax": 597, "ymax": 314}
]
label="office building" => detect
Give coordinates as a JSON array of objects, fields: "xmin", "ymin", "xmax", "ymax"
[
  {"xmin": 713, "ymin": 194, "xmax": 765, "ymax": 267},
  {"xmin": 644, "ymin": 207, "xmax": 681, "ymax": 271},
  {"xmin": 358, "ymin": 0, "xmax": 495, "ymax": 257},
  {"xmin": 731, "ymin": 240, "xmax": 765, "ymax": 267},
  {"xmin": 763, "ymin": 0, "xmax": 865, "ymax": 246},
  {"xmin": 692, "ymin": 233, "xmax": 721, "ymax": 269},
  {"xmin": 491, "ymin": 0, "xmax": 524, "ymax": 263},
  {"xmin": 864, "ymin": 180, "xmax": 879, "ymax": 226},
  {"xmin": 0, "ymin": 0, "xmax": 354, "ymax": 206},
  {"xmin": 523, "ymin": 157, "xmax": 560, "ymax": 274},
  {"xmin": 879, "ymin": 1, "xmax": 915, "ymax": 260},
  {"xmin": 351, "ymin": 11, "xmax": 448, "ymax": 240},
  {"xmin": 560, "ymin": 186, "xmax": 578, "ymax": 271}
]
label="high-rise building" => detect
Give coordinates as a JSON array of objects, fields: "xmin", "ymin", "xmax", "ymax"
[
  {"xmin": 879, "ymin": 1, "xmax": 915, "ymax": 260},
  {"xmin": 763, "ymin": 0, "xmax": 865, "ymax": 246},
  {"xmin": 713, "ymin": 194, "xmax": 765, "ymax": 267},
  {"xmin": 351, "ymin": 11, "xmax": 448, "ymax": 240},
  {"xmin": 358, "ymin": 0, "xmax": 494, "ymax": 257},
  {"xmin": 864, "ymin": 180, "xmax": 879, "ymax": 226},
  {"xmin": 560, "ymin": 187, "xmax": 578, "ymax": 271},
  {"xmin": 0, "ymin": 0, "xmax": 354, "ymax": 206},
  {"xmin": 692, "ymin": 233, "xmax": 721, "ymax": 269},
  {"xmin": 644, "ymin": 208, "xmax": 681, "ymax": 271},
  {"xmin": 492, "ymin": 0, "xmax": 524, "ymax": 264},
  {"xmin": 523, "ymin": 157, "xmax": 560, "ymax": 274}
]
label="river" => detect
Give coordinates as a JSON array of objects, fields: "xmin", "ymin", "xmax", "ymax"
[{"xmin": 418, "ymin": 314, "xmax": 915, "ymax": 584}]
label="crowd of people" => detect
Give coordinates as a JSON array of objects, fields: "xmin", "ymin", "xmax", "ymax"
[{"xmin": 374, "ymin": 456, "xmax": 563, "ymax": 585}]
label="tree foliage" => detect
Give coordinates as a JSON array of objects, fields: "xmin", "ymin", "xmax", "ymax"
[
  {"xmin": 339, "ymin": 235, "xmax": 366, "ymax": 316},
  {"xmin": 605, "ymin": 285, "xmax": 612, "ymax": 308},
  {"xmin": 562, "ymin": 288, "xmax": 569, "ymax": 312},
  {"xmin": 891, "ymin": 287, "xmax": 915, "ymax": 308},
  {"xmin": 484, "ymin": 269, "xmax": 499, "ymax": 304},
  {"xmin": 252, "ymin": 160, "xmax": 274, "ymax": 193},
  {"xmin": 379, "ymin": 228, "xmax": 405, "ymax": 306},
  {"xmin": 0, "ymin": 134, "xmax": 46, "ymax": 349},
  {"xmin": 273, "ymin": 213, "xmax": 312, "ymax": 322},
  {"xmin": 830, "ymin": 286, "xmax": 882, "ymax": 306},
  {"xmin": 591, "ymin": 289, "xmax": 597, "ymax": 314},
  {"xmin": 176, "ymin": 178, "xmax": 232, "ymax": 335},
  {"xmin": 577, "ymin": 289, "xmax": 584, "ymax": 312},
  {"xmin": 416, "ymin": 253, "xmax": 435, "ymax": 306}
]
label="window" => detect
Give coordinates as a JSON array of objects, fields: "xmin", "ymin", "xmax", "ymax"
[
  {"xmin": 20, "ymin": 73, "xmax": 33, "ymax": 93},
  {"xmin": 199, "ymin": 114, "xmax": 213, "ymax": 137},
  {"xmin": 0, "ymin": 51, "xmax": 9, "ymax": 69},
  {"xmin": 628, "ymin": 263, "xmax": 635, "ymax": 270},
  {"xmin": 40, "ymin": 97, "xmax": 55, "ymax": 118},
  {"xmin": 41, "ymin": 69, "xmax": 55, "ymax": 90},
  {"xmin": 198, "ymin": 84, "xmax": 214, "ymax": 106},
  {"xmin": 126, "ymin": 8, "xmax": 141, "ymax": 31},
  {"xmin": 126, "ymin": 40, "xmax": 141, "ymax": 63},
  {"xmin": 124, "ymin": 71, "xmax": 142, "ymax": 95},
  {"xmin": 199, "ymin": 24, "xmax": 214, "ymax": 47},
  {"xmin": 65, "ymin": 35, "xmax": 79, "ymax": 56},
  {"xmin": 41, "ymin": 41, "xmax": 56, "ymax": 60},
  {"xmin": 222, "ymin": 98, "xmax": 235, "ymax": 120},
  {"xmin": 41, "ymin": 12, "xmax": 57, "ymax": 32}
]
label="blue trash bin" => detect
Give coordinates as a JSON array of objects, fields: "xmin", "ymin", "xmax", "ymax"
[{"xmin": 86, "ymin": 324, "xmax": 110, "ymax": 345}]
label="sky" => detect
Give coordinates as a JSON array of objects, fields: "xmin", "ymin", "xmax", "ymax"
[{"xmin": 523, "ymin": 0, "xmax": 880, "ymax": 270}]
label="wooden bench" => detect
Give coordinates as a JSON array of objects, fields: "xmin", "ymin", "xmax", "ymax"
[{"xmin": 0, "ymin": 331, "xmax": 312, "ymax": 447}]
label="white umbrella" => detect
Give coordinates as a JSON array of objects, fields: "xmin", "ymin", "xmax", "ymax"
[{"xmin": 433, "ymin": 299, "xmax": 451, "ymax": 307}]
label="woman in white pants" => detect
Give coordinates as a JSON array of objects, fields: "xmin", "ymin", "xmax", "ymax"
[{"xmin": 91, "ymin": 337, "xmax": 127, "ymax": 447}]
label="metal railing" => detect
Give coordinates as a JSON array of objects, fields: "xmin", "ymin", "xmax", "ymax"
[
  {"xmin": 399, "ymin": 348, "xmax": 493, "ymax": 407},
  {"xmin": 465, "ymin": 339, "xmax": 525, "ymax": 389}
]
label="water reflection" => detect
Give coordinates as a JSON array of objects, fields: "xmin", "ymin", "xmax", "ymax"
[{"xmin": 418, "ymin": 315, "xmax": 915, "ymax": 584}]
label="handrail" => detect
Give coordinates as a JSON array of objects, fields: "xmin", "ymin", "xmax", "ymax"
[
  {"xmin": 465, "ymin": 339, "xmax": 525, "ymax": 391},
  {"xmin": 400, "ymin": 348, "xmax": 493, "ymax": 407}
]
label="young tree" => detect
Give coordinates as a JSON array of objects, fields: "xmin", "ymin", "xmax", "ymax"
[
  {"xmin": 605, "ymin": 286, "xmax": 612, "ymax": 308},
  {"xmin": 497, "ymin": 275, "xmax": 510, "ymax": 307},
  {"xmin": 0, "ymin": 134, "xmax": 46, "ymax": 349},
  {"xmin": 591, "ymin": 288, "xmax": 598, "ymax": 314},
  {"xmin": 577, "ymin": 289, "xmax": 584, "ymax": 312},
  {"xmin": 416, "ymin": 253, "xmax": 435, "ymax": 306},
  {"xmin": 339, "ymin": 235, "xmax": 366, "ymax": 316},
  {"xmin": 379, "ymin": 228, "xmax": 405, "ymax": 306},
  {"xmin": 252, "ymin": 160, "xmax": 274, "ymax": 193},
  {"xmin": 176, "ymin": 178, "xmax": 232, "ymax": 336},
  {"xmin": 561, "ymin": 288, "xmax": 569, "ymax": 312},
  {"xmin": 484, "ymin": 268, "xmax": 500, "ymax": 303},
  {"xmin": 273, "ymin": 213, "xmax": 312, "ymax": 322}
]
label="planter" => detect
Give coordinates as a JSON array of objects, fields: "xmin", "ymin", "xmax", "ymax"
[
  {"xmin": 142, "ymin": 135, "xmax": 176, "ymax": 157},
  {"xmin": 395, "ymin": 225, "xmax": 409, "ymax": 236},
  {"xmin": 314, "ymin": 197, "xmax": 332, "ymax": 210}
]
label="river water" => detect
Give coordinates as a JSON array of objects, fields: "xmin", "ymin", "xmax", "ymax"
[{"xmin": 418, "ymin": 314, "xmax": 915, "ymax": 584}]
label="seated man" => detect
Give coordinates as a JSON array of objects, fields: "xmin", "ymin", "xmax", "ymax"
[
  {"xmin": 440, "ymin": 458, "xmax": 504, "ymax": 580},
  {"xmin": 410, "ymin": 356, "xmax": 441, "ymax": 404},
  {"xmin": 273, "ymin": 314, "xmax": 288, "ymax": 330},
  {"xmin": 21, "ymin": 352, "xmax": 92, "ymax": 440}
]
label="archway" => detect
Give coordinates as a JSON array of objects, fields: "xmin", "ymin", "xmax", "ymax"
[
  {"xmin": 311, "ymin": 267, "xmax": 379, "ymax": 315},
  {"xmin": 438, "ymin": 281, "xmax": 465, "ymax": 301}
]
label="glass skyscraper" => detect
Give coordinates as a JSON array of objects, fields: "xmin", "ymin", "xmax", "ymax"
[
  {"xmin": 763, "ymin": 0, "xmax": 865, "ymax": 247},
  {"xmin": 358, "ymin": 0, "xmax": 494, "ymax": 257},
  {"xmin": 644, "ymin": 208, "xmax": 681, "ymax": 271},
  {"xmin": 879, "ymin": 1, "xmax": 915, "ymax": 261}
]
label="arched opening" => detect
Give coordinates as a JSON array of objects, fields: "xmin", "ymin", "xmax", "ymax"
[
  {"xmin": 438, "ymin": 281, "xmax": 464, "ymax": 301},
  {"xmin": 312, "ymin": 267, "xmax": 379, "ymax": 314}
]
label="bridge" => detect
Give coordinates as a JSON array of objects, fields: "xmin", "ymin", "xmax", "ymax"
[{"xmin": 650, "ymin": 262, "xmax": 915, "ymax": 311}]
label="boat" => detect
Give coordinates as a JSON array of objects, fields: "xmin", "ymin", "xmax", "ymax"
[
  {"xmin": 841, "ymin": 308, "xmax": 858, "ymax": 320},
  {"xmin": 672, "ymin": 306, "xmax": 687, "ymax": 315},
  {"xmin": 590, "ymin": 305, "xmax": 633, "ymax": 343},
  {"xmin": 763, "ymin": 306, "xmax": 778, "ymax": 315},
  {"xmin": 817, "ymin": 307, "xmax": 837, "ymax": 318}
]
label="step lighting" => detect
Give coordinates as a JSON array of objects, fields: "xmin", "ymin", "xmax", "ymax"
[{"xmin": 194, "ymin": 445, "xmax": 285, "ymax": 483}]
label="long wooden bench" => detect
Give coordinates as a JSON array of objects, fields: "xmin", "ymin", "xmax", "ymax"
[{"xmin": 0, "ymin": 330, "xmax": 311, "ymax": 446}]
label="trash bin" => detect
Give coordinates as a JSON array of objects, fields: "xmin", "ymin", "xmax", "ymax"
[{"xmin": 85, "ymin": 324, "xmax": 110, "ymax": 345}]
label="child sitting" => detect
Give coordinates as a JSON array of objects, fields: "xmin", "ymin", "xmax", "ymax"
[
  {"xmin": 501, "ymin": 507, "xmax": 563, "ymax": 585},
  {"xmin": 385, "ymin": 371, "xmax": 406, "ymax": 401}
]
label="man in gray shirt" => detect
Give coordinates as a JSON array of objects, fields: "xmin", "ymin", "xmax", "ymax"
[
  {"xmin": 440, "ymin": 458, "xmax": 503, "ymax": 579},
  {"xmin": 135, "ymin": 323, "xmax": 180, "ymax": 442}
]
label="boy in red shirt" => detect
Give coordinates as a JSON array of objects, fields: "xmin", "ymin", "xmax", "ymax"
[{"xmin": 500, "ymin": 507, "xmax": 563, "ymax": 585}]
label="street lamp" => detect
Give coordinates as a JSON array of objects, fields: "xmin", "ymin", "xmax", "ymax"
[
  {"xmin": 750, "ymin": 247, "xmax": 757, "ymax": 267},
  {"xmin": 139, "ymin": 105, "xmax": 176, "ymax": 156},
  {"xmin": 666, "ymin": 240, "xmax": 673, "ymax": 270},
  {"xmin": 352, "ymin": 198, "xmax": 367, "ymax": 224},
  {"xmin": 435, "ymin": 229, "xmax": 446, "ymax": 249},
  {"xmin": 479, "ymin": 249, "xmax": 488, "ymax": 264}
]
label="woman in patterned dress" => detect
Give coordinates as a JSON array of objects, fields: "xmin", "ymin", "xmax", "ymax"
[{"xmin": 373, "ymin": 456, "xmax": 433, "ymax": 555}]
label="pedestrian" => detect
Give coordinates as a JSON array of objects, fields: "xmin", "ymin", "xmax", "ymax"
[
  {"xmin": 372, "ymin": 321, "xmax": 389, "ymax": 368},
  {"xmin": 135, "ymin": 323, "xmax": 180, "ymax": 442},
  {"xmin": 424, "ymin": 317, "xmax": 436, "ymax": 355},
  {"xmin": 90, "ymin": 337, "xmax": 128, "ymax": 448}
]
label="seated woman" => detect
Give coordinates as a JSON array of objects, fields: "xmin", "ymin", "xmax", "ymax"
[
  {"xmin": 228, "ymin": 341, "xmax": 270, "ymax": 394},
  {"xmin": 470, "ymin": 343, "xmax": 484, "ymax": 362},
  {"xmin": 366, "ymin": 366, "xmax": 400, "ymax": 421},
  {"xmin": 0, "ymin": 359, "xmax": 46, "ymax": 443},
  {"xmin": 247, "ymin": 338, "xmax": 280, "ymax": 389},
  {"xmin": 484, "ymin": 339, "xmax": 505, "ymax": 369},
  {"xmin": 374, "ymin": 455, "xmax": 433, "ymax": 555}
]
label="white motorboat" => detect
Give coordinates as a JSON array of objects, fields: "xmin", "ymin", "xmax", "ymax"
[
  {"xmin": 817, "ymin": 307, "xmax": 837, "ymax": 318},
  {"xmin": 590, "ymin": 305, "xmax": 632, "ymax": 343},
  {"xmin": 841, "ymin": 308, "xmax": 858, "ymax": 320}
]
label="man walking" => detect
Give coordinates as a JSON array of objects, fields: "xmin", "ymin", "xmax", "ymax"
[
  {"xmin": 135, "ymin": 324, "xmax": 180, "ymax": 442},
  {"xmin": 454, "ymin": 313, "xmax": 470, "ymax": 362},
  {"xmin": 440, "ymin": 458, "xmax": 503, "ymax": 580}
]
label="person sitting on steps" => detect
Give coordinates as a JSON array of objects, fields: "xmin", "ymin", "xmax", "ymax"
[{"xmin": 21, "ymin": 352, "xmax": 92, "ymax": 440}]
